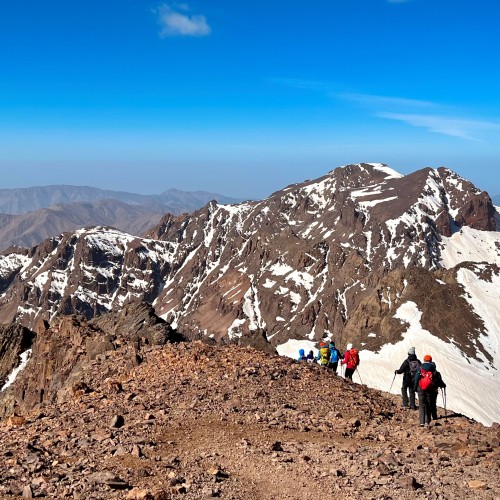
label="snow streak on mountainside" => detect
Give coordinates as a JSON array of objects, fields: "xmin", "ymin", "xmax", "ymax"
[{"xmin": 0, "ymin": 163, "xmax": 499, "ymax": 424}]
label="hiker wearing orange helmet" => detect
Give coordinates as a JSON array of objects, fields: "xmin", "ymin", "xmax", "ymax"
[
  {"xmin": 316, "ymin": 341, "xmax": 331, "ymax": 366},
  {"xmin": 414, "ymin": 354, "xmax": 446, "ymax": 427}
]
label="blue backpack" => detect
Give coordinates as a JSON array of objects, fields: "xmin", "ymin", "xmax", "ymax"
[{"xmin": 330, "ymin": 347, "xmax": 339, "ymax": 363}]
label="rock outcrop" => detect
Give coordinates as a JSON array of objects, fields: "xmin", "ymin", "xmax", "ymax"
[{"xmin": 0, "ymin": 302, "xmax": 182, "ymax": 417}]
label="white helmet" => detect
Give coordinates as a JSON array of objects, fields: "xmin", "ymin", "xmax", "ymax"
[{"xmin": 346, "ymin": 343, "xmax": 353, "ymax": 351}]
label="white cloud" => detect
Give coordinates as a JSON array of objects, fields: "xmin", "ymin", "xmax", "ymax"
[
  {"xmin": 378, "ymin": 112, "xmax": 500, "ymax": 141},
  {"xmin": 157, "ymin": 4, "xmax": 211, "ymax": 37}
]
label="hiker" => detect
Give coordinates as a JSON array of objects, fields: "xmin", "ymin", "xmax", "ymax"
[
  {"xmin": 297, "ymin": 349, "xmax": 307, "ymax": 361},
  {"xmin": 414, "ymin": 354, "xmax": 446, "ymax": 426},
  {"xmin": 316, "ymin": 341, "xmax": 330, "ymax": 366},
  {"xmin": 395, "ymin": 347, "xmax": 420, "ymax": 409},
  {"xmin": 341, "ymin": 343, "xmax": 359, "ymax": 380},
  {"xmin": 306, "ymin": 350, "xmax": 316, "ymax": 363},
  {"xmin": 328, "ymin": 341, "xmax": 341, "ymax": 374}
]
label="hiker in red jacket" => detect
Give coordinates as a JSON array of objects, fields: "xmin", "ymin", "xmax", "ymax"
[{"xmin": 341, "ymin": 343, "xmax": 359, "ymax": 380}]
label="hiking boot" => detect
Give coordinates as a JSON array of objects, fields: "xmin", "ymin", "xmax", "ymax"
[{"xmin": 410, "ymin": 406, "xmax": 417, "ymax": 410}]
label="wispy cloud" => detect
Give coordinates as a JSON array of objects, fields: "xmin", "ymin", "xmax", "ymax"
[
  {"xmin": 339, "ymin": 92, "xmax": 434, "ymax": 109},
  {"xmin": 271, "ymin": 77, "xmax": 499, "ymax": 141},
  {"xmin": 378, "ymin": 113, "xmax": 500, "ymax": 141},
  {"xmin": 157, "ymin": 4, "xmax": 211, "ymax": 37},
  {"xmin": 271, "ymin": 78, "xmax": 433, "ymax": 107}
]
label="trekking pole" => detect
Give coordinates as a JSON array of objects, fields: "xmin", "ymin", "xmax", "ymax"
[
  {"xmin": 356, "ymin": 368, "xmax": 363, "ymax": 385},
  {"xmin": 389, "ymin": 373, "xmax": 396, "ymax": 393},
  {"xmin": 443, "ymin": 388, "xmax": 447, "ymax": 421}
]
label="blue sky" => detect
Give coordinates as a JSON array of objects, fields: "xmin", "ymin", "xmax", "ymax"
[{"xmin": 1, "ymin": 0, "xmax": 499, "ymax": 198}]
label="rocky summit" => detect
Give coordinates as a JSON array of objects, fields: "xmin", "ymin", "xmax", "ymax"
[{"xmin": 0, "ymin": 339, "xmax": 499, "ymax": 499}]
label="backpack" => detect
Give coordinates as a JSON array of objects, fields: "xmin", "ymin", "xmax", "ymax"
[
  {"xmin": 319, "ymin": 346, "xmax": 330, "ymax": 366},
  {"xmin": 330, "ymin": 348, "xmax": 339, "ymax": 363},
  {"xmin": 409, "ymin": 359, "xmax": 420, "ymax": 377},
  {"xmin": 419, "ymin": 367, "xmax": 433, "ymax": 390},
  {"xmin": 348, "ymin": 349, "xmax": 359, "ymax": 368}
]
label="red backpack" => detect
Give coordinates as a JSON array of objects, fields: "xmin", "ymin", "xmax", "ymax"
[
  {"xmin": 419, "ymin": 367, "xmax": 433, "ymax": 390},
  {"xmin": 348, "ymin": 349, "xmax": 359, "ymax": 368}
]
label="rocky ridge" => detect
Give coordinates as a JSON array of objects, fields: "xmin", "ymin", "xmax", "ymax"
[
  {"xmin": 0, "ymin": 302, "xmax": 183, "ymax": 418},
  {"xmin": 0, "ymin": 339, "xmax": 499, "ymax": 499}
]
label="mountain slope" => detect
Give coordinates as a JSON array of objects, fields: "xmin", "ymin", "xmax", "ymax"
[
  {"xmin": 0, "ymin": 163, "xmax": 499, "ymax": 424},
  {"xmin": 0, "ymin": 185, "xmax": 241, "ymax": 215}
]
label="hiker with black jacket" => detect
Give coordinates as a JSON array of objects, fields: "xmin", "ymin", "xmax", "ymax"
[
  {"xmin": 395, "ymin": 347, "xmax": 420, "ymax": 410},
  {"xmin": 414, "ymin": 354, "xmax": 446, "ymax": 426}
]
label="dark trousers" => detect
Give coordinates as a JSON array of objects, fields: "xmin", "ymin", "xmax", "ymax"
[
  {"xmin": 430, "ymin": 390, "xmax": 439, "ymax": 420},
  {"xmin": 345, "ymin": 367, "xmax": 355, "ymax": 380},
  {"xmin": 418, "ymin": 389, "xmax": 432, "ymax": 425},
  {"xmin": 328, "ymin": 362, "xmax": 339, "ymax": 374},
  {"xmin": 401, "ymin": 384, "xmax": 416, "ymax": 408}
]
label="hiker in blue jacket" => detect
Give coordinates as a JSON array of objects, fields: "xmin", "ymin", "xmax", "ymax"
[
  {"xmin": 414, "ymin": 354, "xmax": 446, "ymax": 426},
  {"xmin": 297, "ymin": 349, "xmax": 307, "ymax": 361},
  {"xmin": 328, "ymin": 341, "xmax": 341, "ymax": 374}
]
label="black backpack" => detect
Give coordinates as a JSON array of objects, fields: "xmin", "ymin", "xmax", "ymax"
[{"xmin": 409, "ymin": 359, "xmax": 420, "ymax": 377}]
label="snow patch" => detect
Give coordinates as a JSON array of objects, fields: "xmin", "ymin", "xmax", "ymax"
[
  {"xmin": 1, "ymin": 349, "xmax": 32, "ymax": 392},
  {"xmin": 440, "ymin": 227, "xmax": 500, "ymax": 268},
  {"xmin": 276, "ymin": 339, "xmax": 318, "ymax": 359}
]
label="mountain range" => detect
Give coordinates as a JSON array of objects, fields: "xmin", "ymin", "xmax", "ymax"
[
  {"xmin": 0, "ymin": 185, "xmax": 241, "ymax": 215},
  {"xmin": 0, "ymin": 163, "xmax": 499, "ymax": 427},
  {"xmin": 0, "ymin": 186, "xmax": 241, "ymax": 251}
]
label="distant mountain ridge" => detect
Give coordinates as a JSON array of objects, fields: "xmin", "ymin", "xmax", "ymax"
[
  {"xmin": 0, "ymin": 199, "xmax": 164, "ymax": 251},
  {"xmin": 0, "ymin": 185, "xmax": 242, "ymax": 251},
  {"xmin": 0, "ymin": 185, "xmax": 242, "ymax": 215}
]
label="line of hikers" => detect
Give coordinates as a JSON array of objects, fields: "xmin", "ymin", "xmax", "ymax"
[
  {"xmin": 297, "ymin": 341, "xmax": 360, "ymax": 380},
  {"xmin": 298, "ymin": 343, "xmax": 447, "ymax": 427}
]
